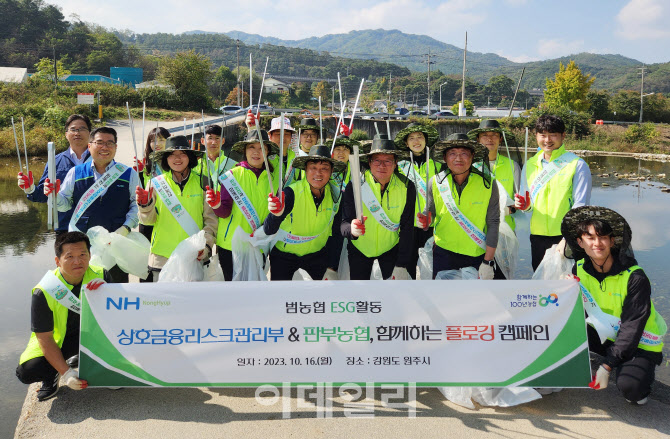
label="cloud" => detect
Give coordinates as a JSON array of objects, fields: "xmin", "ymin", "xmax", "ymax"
[
  {"xmin": 494, "ymin": 51, "xmax": 540, "ymax": 63},
  {"xmin": 616, "ymin": 0, "xmax": 670, "ymax": 40},
  {"xmin": 537, "ymin": 38, "xmax": 585, "ymax": 58}
]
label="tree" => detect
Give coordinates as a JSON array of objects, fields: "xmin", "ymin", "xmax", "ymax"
[
  {"xmin": 544, "ymin": 61, "xmax": 595, "ymax": 112},
  {"xmin": 486, "ymin": 75, "xmax": 514, "ymax": 106},
  {"xmin": 313, "ymin": 81, "xmax": 329, "ymax": 102},
  {"xmin": 587, "ymin": 90, "xmax": 612, "ymax": 120},
  {"xmin": 211, "ymin": 65, "xmax": 236, "ymax": 101},
  {"xmin": 33, "ymin": 57, "xmax": 71, "ymax": 79},
  {"xmin": 157, "ymin": 50, "xmax": 212, "ymax": 110},
  {"xmin": 451, "ymin": 99, "xmax": 474, "ymax": 116},
  {"xmin": 224, "ymin": 87, "xmax": 249, "ymax": 107}
]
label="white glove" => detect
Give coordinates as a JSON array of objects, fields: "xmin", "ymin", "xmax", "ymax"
[
  {"xmin": 115, "ymin": 226, "xmax": 129, "ymax": 237},
  {"xmin": 391, "ymin": 266, "xmax": 410, "ymax": 280},
  {"xmin": 589, "ymin": 365, "xmax": 610, "ymax": 390},
  {"xmin": 63, "ymin": 367, "xmax": 87, "ymax": 390},
  {"xmin": 351, "ymin": 218, "xmax": 366, "ymax": 238},
  {"xmin": 322, "ymin": 268, "xmax": 338, "ymax": 280},
  {"xmin": 478, "ymin": 261, "xmax": 495, "ymax": 280}
]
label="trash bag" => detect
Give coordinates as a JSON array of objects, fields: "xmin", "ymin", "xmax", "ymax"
[
  {"xmin": 418, "ymin": 237, "xmax": 435, "ymax": 280},
  {"xmin": 435, "ymin": 267, "xmax": 479, "ymax": 280},
  {"xmin": 439, "ymin": 387, "xmax": 476, "ymax": 409},
  {"xmin": 371, "ymin": 260, "xmax": 383, "ymax": 280},
  {"xmin": 158, "ymin": 230, "xmax": 206, "ymax": 282},
  {"xmin": 87, "ymin": 226, "xmax": 150, "ymax": 279},
  {"xmin": 532, "ymin": 244, "xmax": 574, "ymax": 280},
  {"xmin": 338, "ymin": 240, "xmax": 350, "ymax": 280},
  {"xmin": 292, "ymin": 269, "xmax": 313, "ymax": 281},
  {"xmin": 440, "ymin": 386, "xmax": 542, "ymax": 409},
  {"xmin": 204, "ymin": 253, "xmax": 225, "ymax": 282},
  {"xmin": 231, "ymin": 228, "xmax": 275, "ymax": 281},
  {"xmin": 494, "ymin": 181, "xmax": 519, "ymax": 280}
]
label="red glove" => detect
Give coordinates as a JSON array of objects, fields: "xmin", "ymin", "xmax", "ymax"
[
  {"xmin": 43, "ymin": 178, "xmax": 60, "ymax": 196},
  {"xmin": 514, "ymin": 191, "xmax": 531, "ymax": 211},
  {"xmin": 18, "ymin": 171, "xmax": 34, "ymax": 190},
  {"xmin": 246, "ymin": 109, "xmax": 257, "ymax": 127},
  {"xmin": 133, "ymin": 156, "xmax": 145, "ymax": 173},
  {"xmin": 416, "ymin": 212, "xmax": 432, "ymax": 230},
  {"xmin": 351, "ymin": 216, "xmax": 367, "ymax": 237},
  {"xmin": 268, "ymin": 192, "xmax": 285, "ymax": 216},
  {"xmin": 339, "ymin": 122, "xmax": 352, "ymax": 137},
  {"xmin": 86, "ymin": 279, "xmax": 106, "ymax": 290},
  {"xmin": 135, "ymin": 185, "xmax": 154, "ymax": 206},
  {"xmin": 206, "ymin": 185, "xmax": 221, "ymax": 209}
]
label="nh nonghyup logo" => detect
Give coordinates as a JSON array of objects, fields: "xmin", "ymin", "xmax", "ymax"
[{"xmin": 539, "ymin": 294, "xmax": 559, "ymax": 307}]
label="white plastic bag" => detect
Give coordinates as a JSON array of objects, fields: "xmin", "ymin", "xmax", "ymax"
[
  {"xmin": 204, "ymin": 253, "xmax": 225, "ymax": 282},
  {"xmin": 435, "ymin": 266, "xmax": 479, "ymax": 280},
  {"xmin": 231, "ymin": 228, "xmax": 276, "ymax": 281},
  {"xmin": 418, "ymin": 236, "xmax": 434, "ymax": 280},
  {"xmin": 371, "ymin": 260, "xmax": 383, "ymax": 280},
  {"xmin": 87, "ymin": 226, "xmax": 150, "ymax": 279},
  {"xmin": 494, "ymin": 181, "xmax": 519, "ymax": 280},
  {"xmin": 292, "ymin": 269, "xmax": 313, "ymax": 281},
  {"xmin": 440, "ymin": 386, "xmax": 542, "ymax": 409},
  {"xmin": 158, "ymin": 230, "xmax": 206, "ymax": 282},
  {"xmin": 532, "ymin": 244, "xmax": 574, "ymax": 280},
  {"xmin": 337, "ymin": 240, "xmax": 350, "ymax": 280}
]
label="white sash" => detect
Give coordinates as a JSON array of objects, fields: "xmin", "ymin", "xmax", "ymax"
[
  {"xmin": 69, "ymin": 163, "xmax": 126, "ymax": 232},
  {"xmin": 579, "ymin": 284, "xmax": 666, "ymax": 347},
  {"xmin": 219, "ymin": 171, "xmax": 261, "ymax": 230},
  {"xmin": 151, "ymin": 175, "xmax": 201, "ymax": 236},
  {"xmin": 399, "ymin": 160, "xmax": 427, "ymax": 202},
  {"xmin": 437, "ymin": 176, "xmax": 486, "ymax": 250},
  {"xmin": 361, "ymin": 182, "xmax": 400, "ymax": 232},
  {"xmin": 529, "ymin": 152, "xmax": 578, "ymax": 203},
  {"xmin": 38, "ymin": 270, "xmax": 82, "ymax": 314}
]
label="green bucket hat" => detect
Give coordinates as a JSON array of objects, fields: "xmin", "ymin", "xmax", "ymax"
[
  {"xmin": 299, "ymin": 117, "xmax": 321, "ymax": 133},
  {"xmin": 291, "ymin": 144, "xmax": 347, "ymax": 174},
  {"xmin": 432, "ymin": 133, "xmax": 487, "ymax": 164},
  {"xmin": 361, "ymin": 134, "xmax": 409, "ymax": 162},
  {"xmin": 394, "ymin": 122, "xmax": 439, "ymax": 150},
  {"xmin": 150, "ymin": 135, "xmax": 205, "ymax": 163},
  {"xmin": 561, "ymin": 206, "xmax": 631, "ymax": 262},
  {"xmin": 231, "ymin": 129, "xmax": 279, "ymax": 156},
  {"xmin": 467, "ymin": 119, "xmax": 511, "ymax": 140},
  {"xmin": 328, "ymin": 135, "xmax": 361, "ymax": 153}
]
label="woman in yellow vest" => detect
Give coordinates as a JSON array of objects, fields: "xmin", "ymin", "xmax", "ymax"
[
  {"xmin": 394, "ymin": 122, "xmax": 439, "ymax": 279},
  {"xmin": 341, "ymin": 134, "xmax": 415, "ymax": 280},
  {"xmin": 418, "ymin": 133, "xmax": 500, "ymax": 279},
  {"xmin": 264, "ymin": 144, "xmax": 346, "ymax": 280},
  {"xmin": 206, "ymin": 129, "xmax": 280, "ymax": 281},
  {"xmin": 16, "ymin": 232, "xmax": 107, "ymax": 401},
  {"xmin": 562, "ymin": 206, "xmax": 666, "ymax": 405},
  {"xmin": 136, "ymin": 135, "xmax": 218, "ymax": 281}
]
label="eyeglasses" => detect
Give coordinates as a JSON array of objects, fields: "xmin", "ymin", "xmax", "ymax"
[
  {"xmin": 446, "ymin": 151, "xmax": 472, "ymax": 159},
  {"xmin": 370, "ymin": 159, "xmax": 394, "ymax": 167},
  {"xmin": 302, "ymin": 133, "xmax": 317, "ymax": 138},
  {"xmin": 92, "ymin": 140, "xmax": 117, "ymax": 148},
  {"xmin": 67, "ymin": 128, "xmax": 89, "ymax": 133}
]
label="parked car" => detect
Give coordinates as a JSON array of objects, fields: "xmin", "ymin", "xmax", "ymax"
[
  {"xmin": 408, "ymin": 110, "xmax": 428, "ymax": 117},
  {"xmin": 247, "ymin": 104, "xmax": 274, "ymax": 114},
  {"xmin": 430, "ymin": 110, "xmax": 455, "ymax": 119},
  {"xmin": 220, "ymin": 105, "xmax": 242, "ymax": 114},
  {"xmin": 363, "ymin": 112, "xmax": 390, "ymax": 120},
  {"xmin": 394, "ymin": 107, "xmax": 409, "ymax": 115}
]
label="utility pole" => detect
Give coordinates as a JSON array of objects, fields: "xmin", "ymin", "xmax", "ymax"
[
  {"xmin": 460, "ymin": 32, "xmax": 467, "ymax": 117},
  {"xmin": 423, "ymin": 50, "xmax": 435, "ymax": 112},
  {"xmin": 332, "ymin": 86, "xmax": 335, "ymax": 112},
  {"xmin": 639, "ymin": 66, "xmax": 649, "ymax": 123},
  {"xmin": 388, "ymin": 72, "xmax": 392, "ymax": 113},
  {"xmin": 236, "ymin": 39, "xmax": 241, "ymax": 106},
  {"xmin": 52, "ymin": 46, "xmax": 58, "ymax": 91}
]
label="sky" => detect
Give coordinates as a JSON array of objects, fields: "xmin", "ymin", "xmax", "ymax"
[{"xmin": 50, "ymin": 0, "xmax": 670, "ymax": 64}]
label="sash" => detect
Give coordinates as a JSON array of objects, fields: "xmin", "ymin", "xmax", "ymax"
[
  {"xmin": 529, "ymin": 152, "xmax": 578, "ymax": 203},
  {"xmin": 151, "ymin": 175, "xmax": 201, "ymax": 237},
  {"xmin": 219, "ymin": 171, "xmax": 261, "ymax": 230},
  {"xmin": 361, "ymin": 182, "xmax": 400, "ymax": 232},
  {"xmin": 283, "ymin": 159, "xmax": 297, "ymax": 187},
  {"xmin": 69, "ymin": 163, "xmax": 126, "ymax": 232},
  {"xmin": 399, "ymin": 160, "xmax": 427, "ymax": 201},
  {"xmin": 579, "ymin": 284, "xmax": 666, "ymax": 347},
  {"xmin": 437, "ymin": 177, "xmax": 486, "ymax": 250},
  {"xmin": 38, "ymin": 270, "xmax": 81, "ymax": 314}
]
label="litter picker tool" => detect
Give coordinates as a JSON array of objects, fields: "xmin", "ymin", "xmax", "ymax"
[
  {"xmin": 255, "ymin": 57, "xmax": 269, "ymax": 118},
  {"xmin": 47, "ymin": 142, "xmax": 58, "ymax": 230},
  {"xmin": 348, "ymin": 78, "xmax": 365, "ymax": 131},
  {"xmin": 141, "ymin": 101, "xmax": 146, "ymax": 159},
  {"xmin": 318, "ymin": 96, "xmax": 323, "ymax": 143},
  {"xmin": 350, "ymin": 144, "xmax": 364, "ymax": 221},
  {"xmin": 524, "ymin": 127, "xmax": 529, "ymax": 165},
  {"xmin": 11, "ymin": 117, "xmax": 22, "ymax": 172},
  {"xmin": 249, "ymin": 53, "xmax": 253, "ymax": 111},
  {"xmin": 425, "ymin": 147, "xmax": 430, "ymax": 193},
  {"xmin": 409, "ymin": 151, "xmax": 422, "ymax": 211},
  {"xmin": 201, "ymin": 110, "xmax": 213, "ymax": 186},
  {"xmin": 330, "ymin": 99, "xmax": 347, "ymax": 153},
  {"xmin": 21, "ymin": 117, "xmax": 29, "ymax": 176},
  {"xmin": 126, "ymin": 102, "xmax": 139, "ymax": 163},
  {"xmin": 386, "ymin": 118, "xmax": 391, "ymax": 139},
  {"xmin": 502, "ymin": 130, "xmax": 519, "ymax": 194},
  {"xmin": 250, "ymin": 56, "xmax": 274, "ymax": 194},
  {"xmin": 278, "ymin": 112, "xmax": 285, "ymax": 196},
  {"xmin": 191, "ymin": 118, "xmax": 196, "ymax": 148},
  {"xmin": 374, "ymin": 122, "xmax": 380, "ymax": 137}
]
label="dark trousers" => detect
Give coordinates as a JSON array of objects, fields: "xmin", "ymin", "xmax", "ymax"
[
  {"xmin": 107, "ymin": 264, "xmax": 129, "ymax": 283},
  {"xmin": 408, "ymin": 227, "xmax": 433, "ymax": 280},
  {"xmin": 347, "ymin": 242, "xmax": 398, "ymax": 280},
  {"xmin": 588, "ymin": 326, "xmax": 661, "ymax": 402},
  {"xmin": 16, "ymin": 335, "xmax": 78, "ymax": 384},
  {"xmin": 139, "ymin": 224, "xmax": 154, "ymax": 283},
  {"xmin": 432, "ymin": 244, "xmax": 484, "ymax": 279},
  {"xmin": 217, "ymin": 246, "xmax": 233, "ymax": 281},
  {"xmin": 269, "ymin": 247, "xmax": 328, "ymax": 281},
  {"xmin": 530, "ymin": 234, "xmax": 563, "ymax": 271}
]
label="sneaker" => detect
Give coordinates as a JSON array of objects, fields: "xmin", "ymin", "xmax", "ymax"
[
  {"xmin": 66, "ymin": 355, "xmax": 79, "ymax": 368},
  {"xmin": 626, "ymin": 397, "xmax": 648, "ymax": 405},
  {"xmin": 535, "ymin": 387, "xmax": 563, "ymax": 395},
  {"xmin": 36, "ymin": 373, "xmax": 60, "ymax": 402}
]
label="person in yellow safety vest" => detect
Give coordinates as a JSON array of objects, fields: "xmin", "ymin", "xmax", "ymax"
[
  {"xmin": 515, "ymin": 115, "xmax": 592, "ymax": 271},
  {"xmin": 245, "ymin": 111, "xmax": 299, "ymax": 185},
  {"xmin": 561, "ymin": 206, "xmax": 666, "ymax": 405},
  {"xmin": 330, "ymin": 135, "xmax": 361, "ymax": 189},
  {"xmin": 135, "ymin": 135, "xmax": 217, "ymax": 281},
  {"xmin": 417, "ymin": 133, "xmax": 500, "ymax": 279},
  {"xmin": 195, "ymin": 124, "xmax": 236, "ymax": 191},
  {"xmin": 341, "ymin": 134, "xmax": 415, "ymax": 280},
  {"xmin": 394, "ymin": 122, "xmax": 440, "ymax": 279},
  {"xmin": 16, "ymin": 232, "xmax": 108, "ymax": 401},
  {"xmin": 206, "ymin": 129, "xmax": 280, "ymax": 281},
  {"xmin": 263, "ymin": 144, "xmax": 347, "ymax": 280},
  {"xmin": 298, "ymin": 117, "xmax": 321, "ymax": 155}
]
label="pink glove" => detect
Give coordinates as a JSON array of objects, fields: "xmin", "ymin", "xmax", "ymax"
[
  {"xmin": 351, "ymin": 216, "xmax": 367, "ymax": 238},
  {"xmin": 206, "ymin": 185, "xmax": 221, "ymax": 209},
  {"xmin": 86, "ymin": 279, "xmax": 106, "ymax": 290},
  {"xmin": 135, "ymin": 185, "xmax": 154, "ymax": 206},
  {"xmin": 43, "ymin": 178, "xmax": 60, "ymax": 196},
  {"xmin": 416, "ymin": 212, "xmax": 432, "ymax": 230},
  {"xmin": 246, "ymin": 110, "xmax": 257, "ymax": 127},
  {"xmin": 268, "ymin": 192, "xmax": 285, "ymax": 216},
  {"xmin": 18, "ymin": 171, "xmax": 34, "ymax": 192},
  {"xmin": 514, "ymin": 191, "xmax": 531, "ymax": 211},
  {"xmin": 133, "ymin": 156, "xmax": 145, "ymax": 173}
]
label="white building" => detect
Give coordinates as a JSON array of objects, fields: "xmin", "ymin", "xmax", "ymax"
[
  {"xmin": 263, "ymin": 77, "xmax": 291, "ymax": 94},
  {"xmin": 0, "ymin": 67, "xmax": 28, "ymax": 83}
]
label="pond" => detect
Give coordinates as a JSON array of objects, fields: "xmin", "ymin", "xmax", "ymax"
[{"xmin": 0, "ymin": 155, "xmax": 669, "ymax": 437}]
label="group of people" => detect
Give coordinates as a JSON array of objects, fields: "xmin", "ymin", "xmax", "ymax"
[{"xmin": 14, "ymin": 111, "xmax": 664, "ymax": 407}]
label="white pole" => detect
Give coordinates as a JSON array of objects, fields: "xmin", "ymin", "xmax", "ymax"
[
  {"xmin": 318, "ymin": 96, "xmax": 323, "ymax": 144},
  {"xmin": 21, "ymin": 117, "xmax": 29, "ymax": 175},
  {"xmin": 348, "ymin": 78, "xmax": 365, "ymax": 131},
  {"xmin": 249, "ymin": 53, "xmax": 253, "ymax": 110},
  {"xmin": 141, "ymin": 101, "xmax": 146, "ymax": 159},
  {"xmin": 11, "ymin": 117, "xmax": 22, "ymax": 171},
  {"xmin": 256, "ymin": 57, "xmax": 269, "ymax": 117},
  {"xmin": 126, "ymin": 102, "xmax": 139, "ymax": 162}
]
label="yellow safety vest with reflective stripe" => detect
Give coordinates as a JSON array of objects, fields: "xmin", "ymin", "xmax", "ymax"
[{"xmin": 490, "ymin": 155, "xmax": 516, "ymax": 230}]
